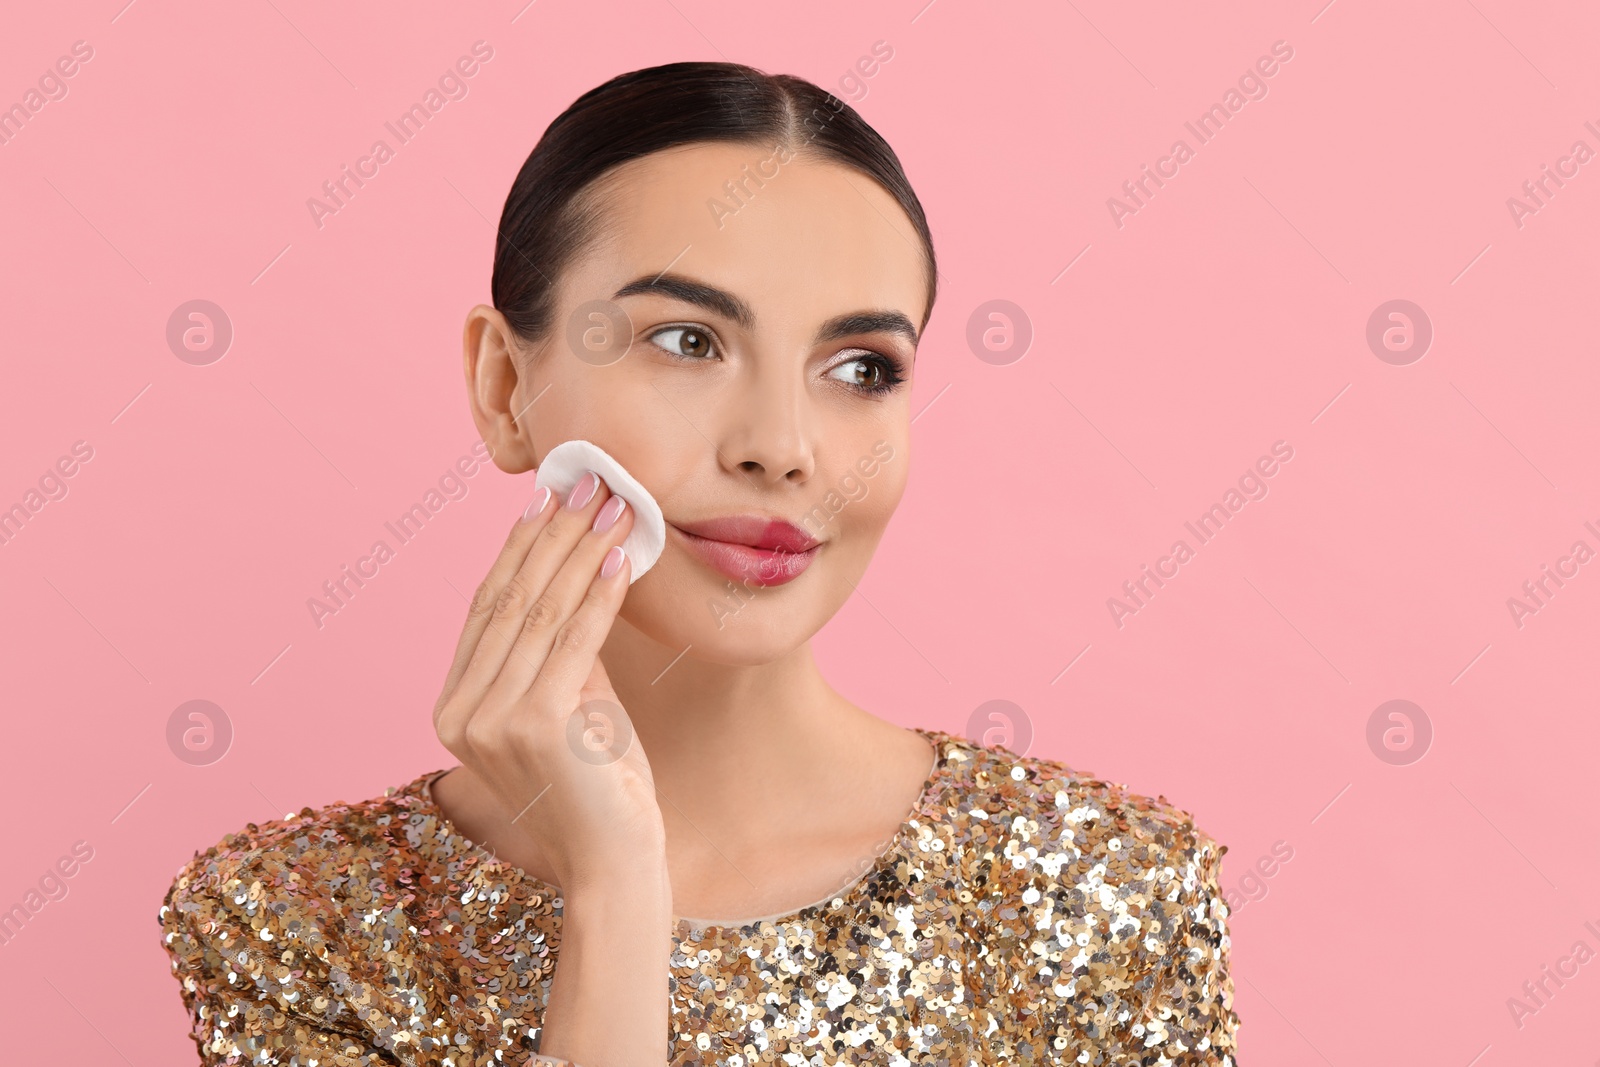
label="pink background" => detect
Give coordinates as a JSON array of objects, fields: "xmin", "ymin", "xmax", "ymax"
[{"xmin": 2, "ymin": 0, "xmax": 1597, "ymax": 1061}]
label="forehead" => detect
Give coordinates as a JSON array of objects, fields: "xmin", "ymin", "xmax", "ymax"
[{"xmin": 572, "ymin": 141, "xmax": 929, "ymax": 330}]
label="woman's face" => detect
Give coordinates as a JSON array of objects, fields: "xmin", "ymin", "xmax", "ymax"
[{"xmin": 467, "ymin": 140, "xmax": 930, "ymax": 664}]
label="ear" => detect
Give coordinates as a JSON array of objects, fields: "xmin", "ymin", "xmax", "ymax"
[{"xmin": 463, "ymin": 304, "xmax": 541, "ymax": 473}]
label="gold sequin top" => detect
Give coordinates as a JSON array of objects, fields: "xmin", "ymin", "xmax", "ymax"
[{"xmin": 157, "ymin": 727, "xmax": 1240, "ymax": 1065}]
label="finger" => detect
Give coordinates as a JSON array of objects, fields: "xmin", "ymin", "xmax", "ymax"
[
  {"xmin": 524, "ymin": 550, "xmax": 630, "ymax": 777},
  {"xmin": 577, "ymin": 629, "xmax": 617, "ymax": 705},
  {"xmin": 435, "ymin": 482, "xmax": 561, "ymax": 732},
  {"xmin": 529, "ymin": 542, "xmax": 631, "ymax": 703},
  {"xmin": 448, "ymin": 472, "xmax": 628, "ymax": 735},
  {"xmin": 439, "ymin": 474, "xmax": 615, "ymax": 748},
  {"xmin": 526, "ymin": 546, "xmax": 632, "ymax": 761},
  {"xmin": 481, "ymin": 484, "xmax": 635, "ymax": 707}
]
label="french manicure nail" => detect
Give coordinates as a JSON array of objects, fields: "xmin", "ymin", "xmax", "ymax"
[
  {"xmin": 592, "ymin": 494, "xmax": 626, "ymax": 532},
  {"xmin": 522, "ymin": 486, "xmax": 553, "ymax": 523},
  {"xmin": 600, "ymin": 544, "xmax": 626, "ymax": 579},
  {"xmin": 566, "ymin": 471, "xmax": 599, "ymax": 510}
]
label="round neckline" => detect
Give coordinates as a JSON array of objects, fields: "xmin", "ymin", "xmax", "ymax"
[{"xmin": 414, "ymin": 726, "xmax": 954, "ymax": 934}]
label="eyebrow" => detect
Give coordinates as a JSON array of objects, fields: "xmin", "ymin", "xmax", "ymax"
[
  {"xmin": 614, "ymin": 273, "xmax": 753, "ymax": 329},
  {"xmin": 612, "ymin": 272, "xmax": 919, "ymax": 347},
  {"xmin": 815, "ymin": 311, "xmax": 919, "ymax": 347}
]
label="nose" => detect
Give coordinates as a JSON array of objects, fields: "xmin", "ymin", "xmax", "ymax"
[{"xmin": 719, "ymin": 362, "xmax": 815, "ymax": 486}]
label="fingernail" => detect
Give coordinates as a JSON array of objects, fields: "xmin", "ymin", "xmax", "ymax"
[
  {"xmin": 565, "ymin": 471, "xmax": 599, "ymax": 510},
  {"xmin": 600, "ymin": 544, "xmax": 626, "ymax": 579},
  {"xmin": 521, "ymin": 486, "xmax": 553, "ymax": 523},
  {"xmin": 592, "ymin": 494, "xmax": 626, "ymax": 533}
]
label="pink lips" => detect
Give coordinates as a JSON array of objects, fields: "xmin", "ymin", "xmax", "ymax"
[{"xmin": 669, "ymin": 515, "xmax": 820, "ymax": 586}]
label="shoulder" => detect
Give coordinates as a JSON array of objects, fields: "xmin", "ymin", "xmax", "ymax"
[
  {"xmin": 155, "ymin": 772, "xmax": 470, "ymax": 1058},
  {"xmin": 927, "ymin": 729, "xmax": 1228, "ymax": 876},
  {"xmin": 157, "ymin": 769, "xmax": 441, "ymax": 958},
  {"xmin": 924, "ymin": 730, "xmax": 1239, "ymax": 1060}
]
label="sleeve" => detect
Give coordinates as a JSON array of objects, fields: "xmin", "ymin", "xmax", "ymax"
[
  {"xmin": 157, "ymin": 857, "xmax": 401, "ymax": 1067},
  {"xmin": 1122, "ymin": 831, "xmax": 1241, "ymax": 1064}
]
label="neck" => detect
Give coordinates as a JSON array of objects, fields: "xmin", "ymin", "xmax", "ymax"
[{"xmin": 599, "ymin": 614, "xmax": 860, "ymax": 818}]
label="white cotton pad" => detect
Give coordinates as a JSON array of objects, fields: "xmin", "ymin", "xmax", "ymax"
[{"xmin": 532, "ymin": 439, "xmax": 665, "ymax": 584}]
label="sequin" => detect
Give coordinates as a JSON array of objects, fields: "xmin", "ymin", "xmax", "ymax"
[{"xmin": 157, "ymin": 728, "xmax": 1240, "ymax": 1064}]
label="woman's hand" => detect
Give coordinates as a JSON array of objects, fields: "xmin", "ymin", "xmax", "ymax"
[
  {"xmin": 432, "ymin": 469, "xmax": 665, "ymax": 894},
  {"xmin": 434, "ymin": 470, "xmax": 673, "ymax": 1066}
]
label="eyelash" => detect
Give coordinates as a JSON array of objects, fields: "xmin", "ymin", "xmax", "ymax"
[{"xmin": 645, "ymin": 325, "xmax": 908, "ymax": 396}]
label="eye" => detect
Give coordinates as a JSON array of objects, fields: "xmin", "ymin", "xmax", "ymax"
[
  {"xmin": 828, "ymin": 351, "xmax": 907, "ymax": 395},
  {"xmin": 648, "ymin": 326, "xmax": 715, "ymax": 359}
]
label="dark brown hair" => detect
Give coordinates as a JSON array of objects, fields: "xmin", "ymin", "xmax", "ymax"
[{"xmin": 490, "ymin": 61, "xmax": 937, "ymax": 346}]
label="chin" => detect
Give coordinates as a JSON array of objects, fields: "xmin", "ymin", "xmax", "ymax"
[
  {"xmin": 620, "ymin": 560, "xmax": 831, "ymax": 666},
  {"xmin": 680, "ymin": 626, "xmax": 810, "ymax": 667}
]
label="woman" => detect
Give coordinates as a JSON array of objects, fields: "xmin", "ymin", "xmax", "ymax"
[{"xmin": 158, "ymin": 61, "xmax": 1240, "ymax": 1066}]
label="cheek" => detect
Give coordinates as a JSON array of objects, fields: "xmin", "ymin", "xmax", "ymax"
[
  {"xmin": 857, "ymin": 441, "xmax": 909, "ymax": 511},
  {"xmin": 608, "ymin": 458, "xmax": 908, "ymax": 664},
  {"xmin": 532, "ymin": 366, "xmax": 690, "ymax": 474},
  {"xmin": 830, "ymin": 459, "xmax": 906, "ymax": 552}
]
